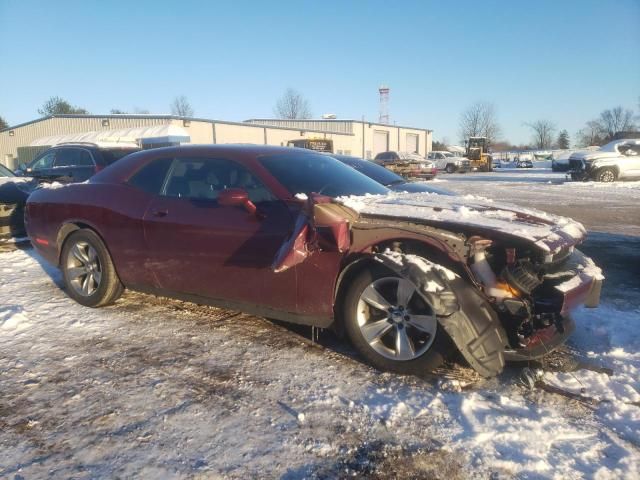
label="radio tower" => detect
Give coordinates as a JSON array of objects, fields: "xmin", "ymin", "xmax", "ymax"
[{"xmin": 378, "ymin": 85, "xmax": 390, "ymax": 124}]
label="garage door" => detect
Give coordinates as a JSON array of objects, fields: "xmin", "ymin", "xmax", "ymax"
[
  {"xmin": 373, "ymin": 130, "xmax": 389, "ymax": 156},
  {"xmin": 406, "ymin": 133, "xmax": 418, "ymax": 154}
]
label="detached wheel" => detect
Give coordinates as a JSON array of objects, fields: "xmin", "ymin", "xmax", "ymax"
[
  {"xmin": 343, "ymin": 265, "xmax": 453, "ymax": 375},
  {"xmin": 61, "ymin": 229, "xmax": 123, "ymax": 307},
  {"xmin": 596, "ymin": 167, "xmax": 617, "ymax": 183}
]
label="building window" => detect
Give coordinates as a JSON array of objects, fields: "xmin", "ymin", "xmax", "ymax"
[{"xmin": 102, "ymin": 119, "xmax": 110, "ymax": 127}]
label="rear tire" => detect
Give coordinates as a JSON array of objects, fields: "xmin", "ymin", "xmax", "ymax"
[
  {"xmin": 61, "ymin": 229, "xmax": 123, "ymax": 307},
  {"xmin": 596, "ymin": 167, "xmax": 617, "ymax": 183},
  {"xmin": 342, "ymin": 264, "xmax": 453, "ymax": 375}
]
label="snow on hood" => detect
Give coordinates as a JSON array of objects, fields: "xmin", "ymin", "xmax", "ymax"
[
  {"xmin": 571, "ymin": 139, "xmax": 640, "ymax": 161},
  {"xmin": 338, "ymin": 192, "xmax": 586, "ymax": 253}
]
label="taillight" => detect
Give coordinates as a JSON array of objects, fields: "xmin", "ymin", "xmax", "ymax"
[{"xmin": 94, "ymin": 165, "xmax": 104, "ymax": 173}]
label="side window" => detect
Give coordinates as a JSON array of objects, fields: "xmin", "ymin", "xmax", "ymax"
[
  {"xmin": 54, "ymin": 148, "xmax": 94, "ymax": 167},
  {"xmin": 30, "ymin": 151, "xmax": 56, "ymax": 171},
  {"xmin": 128, "ymin": 157, "xmax": 173, "ymax": 194},
  {"xmin": 163, "ymin": 157, "xmax": 276, "ymax": 203}
]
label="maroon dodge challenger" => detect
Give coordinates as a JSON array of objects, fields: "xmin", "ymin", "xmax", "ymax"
[{"xmin": 25, "ymin": 145, "xmax": 603, "ymax": 377}]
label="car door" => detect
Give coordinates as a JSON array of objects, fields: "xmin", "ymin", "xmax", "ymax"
[
  {"xmin": 53, "ymin": 147, "xmax": 97, "ymax": 182},
  {"xmin": 622, "ymin": 145, "xmax": 640, "ymax": 178},
  {"xmin": 142, "ymin": 156, "xmax": 296, "ymax": 308},
  {"xmin": 25, "ymin": 150, "xmax": 57, "ymax": 179}
]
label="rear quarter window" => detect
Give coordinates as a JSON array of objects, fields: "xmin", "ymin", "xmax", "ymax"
[{"xmin": 127, "ymin": 157, "xmax": 173, "ymax": 194}]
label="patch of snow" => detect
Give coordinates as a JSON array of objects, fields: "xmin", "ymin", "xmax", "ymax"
[
  {"xmin": 0, "ymin": 249, "xmax": 638, "ymax": 478},
  {"xmin": 338, "ymin": 191, "xmax": 585, "ymax": 251}
]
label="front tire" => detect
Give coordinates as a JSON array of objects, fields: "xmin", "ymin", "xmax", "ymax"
[
  {"xmin": 342, "ymin": 265, "xmax": 453, "ymax": 375},
  {"xmin": 445, "ymin": 164, "xmax": 456, "ymax": 174},
  {"xmin": 61, "ymin": 229, "xmax": 123, "ymax": 307},
  {"xmin": 596, "ymin": 167, "xmax": 617, "ymax": 183}
]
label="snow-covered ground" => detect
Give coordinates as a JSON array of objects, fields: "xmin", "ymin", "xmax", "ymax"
[
  {"xmin": 1, "ymin": 238, "xmax": 639, "ymax": 478},
  {"xmin": 1, "ymin": 168, "xmax": 639, "ymax": 478}
]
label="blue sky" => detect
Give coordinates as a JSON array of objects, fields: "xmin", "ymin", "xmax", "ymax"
[{"xmin": 1, "ymin": 0, "xmax": 638, "ymax": 144}]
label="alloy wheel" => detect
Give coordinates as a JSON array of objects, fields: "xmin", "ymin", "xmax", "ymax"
[
  {"xmin": 66, "ymin": 241, "xmax": 102, "ymax": 297},
  {"xmin": 356, "ymin": 277, "xmax": 437, "ymax": 361},
  {"xmin": 599, "ymin": 170, "xmax": 615, "ymax": 182}
]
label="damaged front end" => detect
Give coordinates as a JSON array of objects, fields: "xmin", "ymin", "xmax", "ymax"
[
  {"xmin": 466, "ymin": 233, "xmax": 603, "ymax": 363},
  {"xmin": 271, "ymin": 194, "xmax": 603, "ymax": 378}
]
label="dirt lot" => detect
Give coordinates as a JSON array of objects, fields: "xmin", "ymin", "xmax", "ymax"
[{"xmin": 1, "ymin": 170, "xmax": 639, "ymax": 479}]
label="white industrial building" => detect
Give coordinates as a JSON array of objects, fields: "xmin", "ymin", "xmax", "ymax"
[{"xmin": 0, "ymin": 114, "xmax": 432, "ymax": 169}]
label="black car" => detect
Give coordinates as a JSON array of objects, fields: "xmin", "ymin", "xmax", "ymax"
[
  {"xmin": 15, "ymin": 142, "xmax": 140, "ymax": 183},
  {"xmin": 0, "ymin": 164, "xmax": 33, "ymax": 240},
  {"xmin": 332, "ymin": 155, "xmax": 453, "ymax": 195},
  {"xmin": 2, "ymin": 143, "xmax": 139, "ymax": 241}
]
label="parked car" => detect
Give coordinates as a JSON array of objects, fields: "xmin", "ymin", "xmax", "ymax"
[
  {"xmin": 332, "ymin": 154, "xmax": 453, "ymax": 195},
  {"xmin": 568, "ymin": 139, "xmax": 640, "ymax": 182},
  {"xmin": 4, "ymin": 142, "xmax": 140, "ymax": 241},
  {"xmin": 15, "ymin": 142, "xmax": 140, "ymax": 184},
  {"xmin": 551, "ymin": 152, "xmax": 573, "ymax": 172},
  {"xmin": 427, "ymin": 151, "xmax": 470, "ymax": 173},
  {"xmin": 516, "ymin": 159, "xmax": 533, "ymax": 168},
  {"xmin": 26, "ymin": 145, "xmax": 603, "ymax": 378},
  {"xmin": 373, "ymin": 151, "xmax": 437, "ymax": 180},
  {"xmin": 0, "ymin": 164, "xmax": 35, "ymax": 240}
]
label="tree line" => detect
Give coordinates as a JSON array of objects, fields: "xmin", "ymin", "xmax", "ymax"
[
  {"xmin": 455, "ymin": 100, "xmax": 638, "ymax": 151},
  {"xmin": 3, "ymin": 92, "xmax": 636, "ymax": 151}
]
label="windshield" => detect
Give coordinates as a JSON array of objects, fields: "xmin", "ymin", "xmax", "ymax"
[
  {"xmin": 334, "ymin": 156, "xmax": 404, "ymax": 186},
  {"xmin": 0, "ymin": 163, "xmax": 15, "ymax": 177},
  {"xmin": 259, "ymin": 152, "xmax": 389, "ymax": 198}
]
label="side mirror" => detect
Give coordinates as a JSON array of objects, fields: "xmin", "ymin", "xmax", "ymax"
[{"xmin": 218, "ymin": 188, "xmax": 257, "ymax": 215}]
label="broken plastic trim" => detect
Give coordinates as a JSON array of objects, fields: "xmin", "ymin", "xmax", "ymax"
[{"xmin": 374, "ymin": 252, "xmax": 507, "ymax": 378}]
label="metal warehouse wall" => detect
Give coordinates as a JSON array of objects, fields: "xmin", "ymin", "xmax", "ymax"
[
  {"xmin": 0, "ymin": 116, "xmax": 170, "ymax": 169},
  {"xmin": 1, "ymin": 115, "xmax": 431, "ymax": 169}
]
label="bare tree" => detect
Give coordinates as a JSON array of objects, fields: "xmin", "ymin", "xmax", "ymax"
[
  {"xmin": 0, "ymin": 116, "xmax": 8, "ymax": 130},
  {"xmin": 576, "ymin": 120, "xmax": 604, "ymax": 147},
  {"xmin": 38, "ymin": 96, "xmax": 89, "ymax": 115},
  {"xmin": 597, "ymin": 106, "xmax": 635, "ymax": 141},
  {"xmin": 274, "ymin": 88, "xmax": 312, "ymax": 119},
  {"xmin": 170, "ymin": 95, "xmax": 194, "ymax": 117},
  {"xmin": 458, "ymin": 101, "xmax": 501, "ymax": 144},
  {"xmin": 526, "ymin": 120, "xmax": 556, "ymax": 149}
]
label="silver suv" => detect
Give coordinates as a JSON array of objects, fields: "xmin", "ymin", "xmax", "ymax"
[{"xmin": 569, "ymin": 139, "xmax": 640, "ymax": 182}]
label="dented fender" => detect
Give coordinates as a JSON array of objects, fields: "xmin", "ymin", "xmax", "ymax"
[{"xmin": 374, "ymin": 252, "xmax": 507, "ymax": 378}]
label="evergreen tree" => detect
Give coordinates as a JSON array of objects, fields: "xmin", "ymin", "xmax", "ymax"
[{"xmin": 557, "ymin": 129, "xmax": 570, "ymax": 149}]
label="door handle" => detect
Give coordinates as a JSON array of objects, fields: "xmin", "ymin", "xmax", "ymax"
[{"xmin": 151, "ymin": 209, "xmax": 168, "ymax": 218}]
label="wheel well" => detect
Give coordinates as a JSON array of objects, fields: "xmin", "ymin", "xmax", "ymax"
[
  {"xmin": 332, "ymin": 239, "xmax": 466, "ymax": 336},
  {"xmin": 56, "ymin": 222, "xmax": 100, "ymax": 265}
]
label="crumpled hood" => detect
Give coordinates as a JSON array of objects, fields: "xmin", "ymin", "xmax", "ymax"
[{"xmin": 338, "ymin": 192, "xmax": 586, "ymax": 254}]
